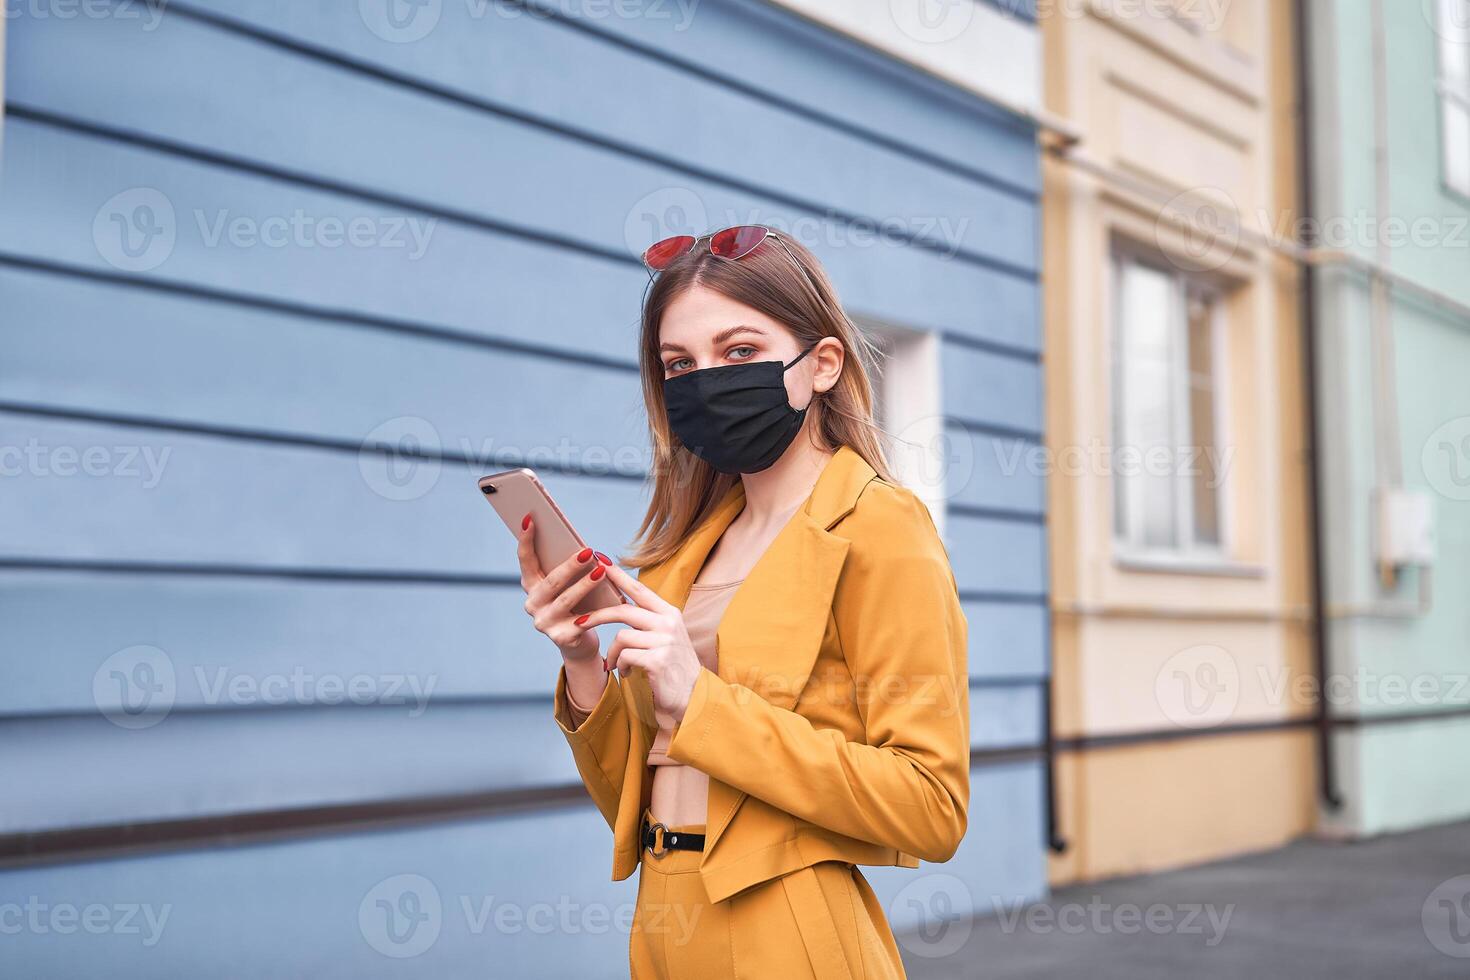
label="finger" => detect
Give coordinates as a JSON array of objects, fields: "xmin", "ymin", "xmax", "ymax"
[
  {"xmin": 526, "ymin": 547, "xmax": 597, "ymax": 609},
  {"xmin": 603, "ymin": 630, "xmax": 662, "ymax": 674},
  {"xmin": 607, "ymin": 644, "xmax": 654, "ymax": 679},
  {"xmin": 575, "ymin": 603, "xmax": 666, "ymax": 632},
  {"xmin": 535, "ymin": 566, "xmax": 614, "ymax": 635},
  {"xmin": 541, "ymin": 557, "xmax": 607, "ymax": 618},
  {"xmin": 601, "ymin": 563, "xmax": 675, "ymax": 614},
  {"xmin": 515, "ymin": 515, "xmax": 544, "ymax": 590}
]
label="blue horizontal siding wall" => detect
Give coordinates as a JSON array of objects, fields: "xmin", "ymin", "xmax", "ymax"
[{"xmin": 0, "ymin": 1, "xmax": 1046, "ymax": 974}]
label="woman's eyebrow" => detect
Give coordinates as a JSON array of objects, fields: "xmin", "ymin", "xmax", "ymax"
[
  {"xmin": 711, "ymin": 325, "xmax": 767, "ymax": 345},
  {"xmin": 659, "ymin": 325, "xmax": 767, "ymax": 354}
]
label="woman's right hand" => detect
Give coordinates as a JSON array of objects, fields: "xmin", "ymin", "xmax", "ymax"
[{"xmin": 515, "ymin": 514, "xmax": 613, "ymax": 664}]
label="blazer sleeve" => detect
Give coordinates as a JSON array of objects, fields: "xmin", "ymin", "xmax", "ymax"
[
  {"xmin": 666, "ymin": 483, "xmax": 971, "ymax": 862},
  {"xmin": 553, "ymin": 665, "xmax": 631, "ymax": 831}
]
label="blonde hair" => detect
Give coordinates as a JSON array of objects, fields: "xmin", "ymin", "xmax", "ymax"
[{"xmin": 625, "ymin": 230, "xmax": 894, "ymax": 569}]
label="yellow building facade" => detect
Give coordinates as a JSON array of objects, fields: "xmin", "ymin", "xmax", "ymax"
[{"xmin": 1041, "ymin": 0, "xmax": 1319, "ymax": 884}]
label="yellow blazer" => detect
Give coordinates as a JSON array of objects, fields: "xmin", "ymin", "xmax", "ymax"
[{"xmin": 552, "ymin": 445, "xmax": 970, "ymax": 903}]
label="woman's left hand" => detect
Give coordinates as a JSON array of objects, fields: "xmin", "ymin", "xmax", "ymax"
[{"xmin": 574, "ymin": 563, "xmax": 703, "ymax": 723}]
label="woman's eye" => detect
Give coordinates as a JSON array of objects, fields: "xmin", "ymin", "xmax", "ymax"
[
  {"xmin": 665, "ymin": 358, "xmax": 694, "ymax": 374},
  {"xmin": 728, "ymin": 346, "xmax": 757, "ymax": 361}
]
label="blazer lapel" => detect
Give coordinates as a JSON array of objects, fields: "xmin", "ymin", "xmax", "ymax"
[
  {"xmin": 699, "ymin": 510, "xmax": 850, "ymax": 850},
  {"xmin": 637, "ymin": 481, "xmax": 747, "ymax": 609},
  {"xmin": 714, "ymin": 512, "xmax": 849, "ymax": 711},
  {"xmin": 621, "ymin": 483, "xmax": 748, "ymax": 767},
  {"xmin": 637, "ymin": 445, "xmax": 875, "ymax": 620},
  {"xmin": 625, "ymin": 449, "xmax": 878, "ymax": 857}
]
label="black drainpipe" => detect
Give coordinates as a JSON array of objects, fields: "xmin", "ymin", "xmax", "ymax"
[
  {"xmin": 1293, "ymin": 0, "xmax": 1344, "ymax": 811},
  {"xmin": 1044, "ymin": 671, "xmax": 1067, "ymax": 852}
]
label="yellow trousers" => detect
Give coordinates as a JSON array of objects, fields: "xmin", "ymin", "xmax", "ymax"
[{"xmin": 629, "ymin": 810, "xmax": 906, "ymax": 979}]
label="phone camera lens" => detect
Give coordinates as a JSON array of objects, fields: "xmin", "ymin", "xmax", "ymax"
[{"xmin": 481, "ymin": 484, "xmax": 497, "ymax": 494}]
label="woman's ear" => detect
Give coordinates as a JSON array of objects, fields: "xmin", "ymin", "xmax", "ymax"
[{"xmin": 810, "ymin": 337, "xmax": 845, "ymax": 394}]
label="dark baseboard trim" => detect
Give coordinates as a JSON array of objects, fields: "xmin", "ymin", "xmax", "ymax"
[
  {"xmin": 0, "ymin": 784, "xmax": 591, "ymax": 871},
  {"xmin": 1055, "ymin": 716, "xmax": 1318, "ymax": 752},
  {"xmin": 9, "ymin": 705, "xmax": 1465, "ymax": 870},
  {"xmin": 1330, "ymin": 703, "xmax": 1470, "ymax": 729},
  {"xmin": 1054, "ymin": 703, "xmax": 1470, "ymax": 753},
  {"xmin": 0, "ymin": 749, "xmax": 1040, "ymax": 870},
  {"xmin": 970, "ymin": 745, "xmax": 1044, "ymax": 767}
]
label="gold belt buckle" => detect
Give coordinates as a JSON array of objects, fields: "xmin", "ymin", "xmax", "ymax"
[{"xmin": 646, "ymin": 821, "xmax": 669, "ymax": 859}]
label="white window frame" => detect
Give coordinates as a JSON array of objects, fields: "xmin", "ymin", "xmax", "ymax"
[
  {"xmin": 860, "ymin": 320, "xmax": 946, "ymax": 539},
  {"xmin": 1436, "ymin": 0, "xmax": 1470, "ymax": 199},
  {"xmin": 1109, "ymin": 244, "xmax": 1231, "ymax": 562}
]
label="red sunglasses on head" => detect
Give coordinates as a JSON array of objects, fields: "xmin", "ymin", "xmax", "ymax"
[{"xmin": 641, "ymin": 224, "xmax": 789, "ymax": 272}]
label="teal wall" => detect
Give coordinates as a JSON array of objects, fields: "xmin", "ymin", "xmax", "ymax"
[{"xmin": 1306, "ymin": 0, "xmax": 1470, "ymax": 836}]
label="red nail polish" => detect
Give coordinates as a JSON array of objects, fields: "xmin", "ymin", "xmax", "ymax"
[
  {"xmin": 521, "ymin": 513, "xmax": 532, "ymax": 530},
  {"xmin": 595, "ymin": 552, "xmax": 613, "ymax": 566},
  {"xmin": 602, "ymin": 659, "xmax": 610, "ymax": 672},
  {"xmin": 590, "ymin": 565, "xmax": 605, "ymax": 581},
  {"xmin": 576, "ymin": 547, "xmax": 593, "ymax": 563},
  {"xmin": 574, "ymin": 613, "xmax": 590, "ymax": 626}
]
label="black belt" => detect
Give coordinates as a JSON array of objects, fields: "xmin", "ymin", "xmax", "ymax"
[{"xmin": 641, "ymin": 817, "xmax": 705, "ymax": 856}]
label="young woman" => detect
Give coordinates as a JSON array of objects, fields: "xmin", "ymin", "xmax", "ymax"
[{"xmin": 515, "ymin": 225, "xmax": 970, "ymax": 979}]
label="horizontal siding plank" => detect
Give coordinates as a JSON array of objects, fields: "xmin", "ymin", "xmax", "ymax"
[
  {"xmin": 0, "ymin": 573, "xmax": 1044, "ymax": 717},
  {"xmin": 969, "ymin": 685, "xmax": 1043, "ymax": 750},
  {"xmin": 0, "ymin": 573, "xmax": 552, "ymax": 714},
  {"xmin": 945, "ymin": 429, "xmax": 1046, "ymax": 515},
  {"xmin": 0, "ymin": 704, "xmax": 572, "ymax": 834},
  {"xmin": 0, "ymin": 414, "xmax": 644, "ymax": 574},
  {"xmin": 0, "ymin": 265, "xmax": 648, "ymax": 472},
  {"xmin": 946, "ymin": 513, "xmax": 1046, "ymax": 595},
  {"xmin": 7, "ymin": 9, "xmax": 1037, "ymax": 272},
  {"xmin": 941, "ymin": 340, "xmax": 1044, "ymax": 434},
  {"xmin": 962, "ymin": 599, "xmax": 1049, "ymax": 678}
]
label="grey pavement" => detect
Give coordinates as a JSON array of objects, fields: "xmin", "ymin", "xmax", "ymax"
[{"xmin": 899, "ymin": 820, "xmax": 1470, "ymax": 979}]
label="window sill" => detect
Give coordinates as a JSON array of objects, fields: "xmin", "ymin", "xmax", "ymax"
[{"xmin": 1113, "ymin": 551, "xmax": 1265, "ymax": 579}]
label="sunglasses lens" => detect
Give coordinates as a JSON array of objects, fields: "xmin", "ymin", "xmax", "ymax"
[
  {"xmin": 709, "ymin": 225, "xmax": 770, "ymax": 261},
  {"xmin": 642, "ymin": 235, "xmax": 696, "ymax": 271}
]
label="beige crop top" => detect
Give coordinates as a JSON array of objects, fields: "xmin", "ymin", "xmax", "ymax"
[{"xmin": 565, "ymin": 578, "xmax": 742, "ymax": 827}]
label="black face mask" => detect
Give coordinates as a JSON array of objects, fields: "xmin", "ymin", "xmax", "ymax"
[{"xmin": 662, "ymin": 345, "xmax": 816, "ymax": 474}]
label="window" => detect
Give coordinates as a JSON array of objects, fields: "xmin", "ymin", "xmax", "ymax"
[
  {"xmin": 1438, "ymin": 0, "xmax": 1470, "ymax": 197},
  {"xmin": 863, "ymin": 323, "xmax": 946, "ymax": 538},
  {"xmin": 1111, "ymin": 250, "xmax": 1227, "ymax": 557}
]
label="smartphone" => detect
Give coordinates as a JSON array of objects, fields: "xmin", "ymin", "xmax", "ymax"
[{"xmin": 477, "ymin": 468, "xmax": 624, "ymax": 615}]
